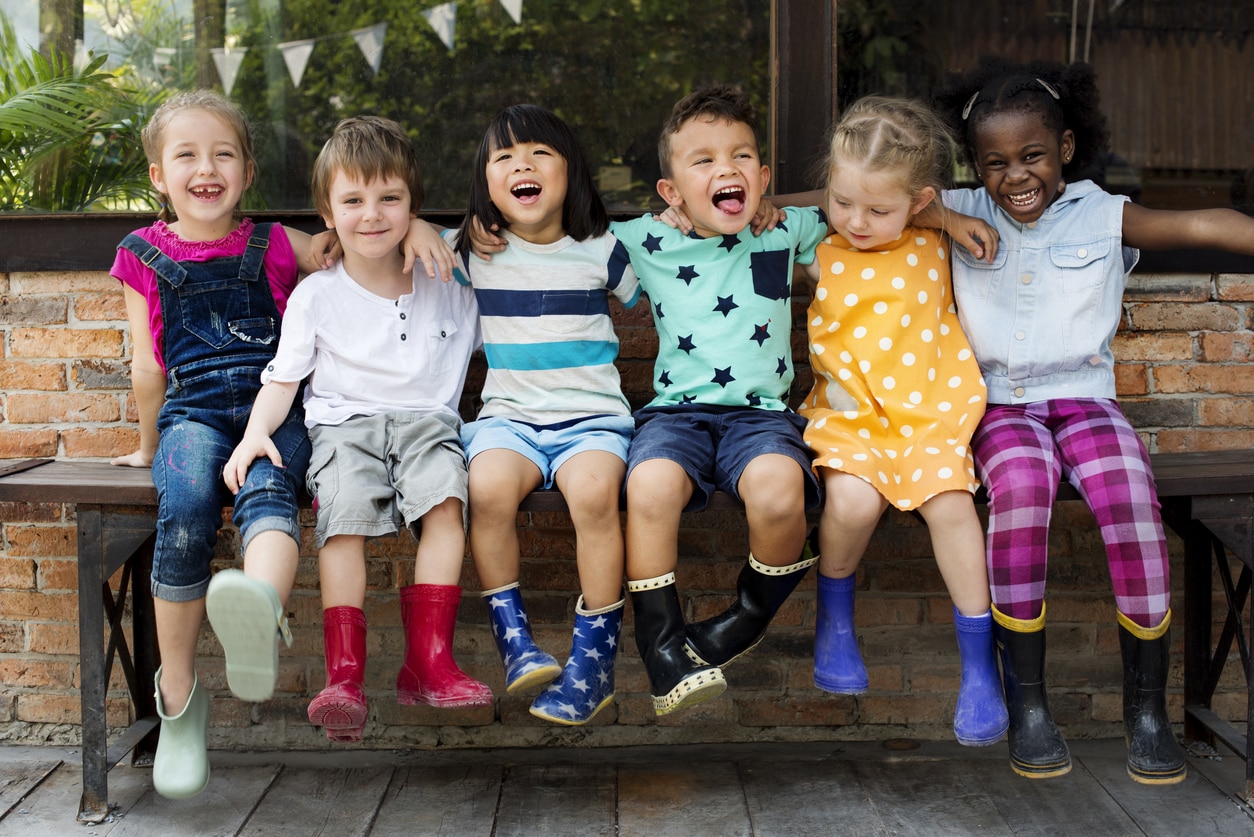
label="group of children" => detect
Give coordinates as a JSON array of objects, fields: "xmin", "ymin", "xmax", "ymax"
[{"xmin": 111, "ymin": 55, "xmax": 1254, "ymax": 802}]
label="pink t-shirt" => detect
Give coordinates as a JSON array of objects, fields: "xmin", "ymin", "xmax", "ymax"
[{"xmin": 110, "ymin": 219, "xmax": 299, "ymax": 372}]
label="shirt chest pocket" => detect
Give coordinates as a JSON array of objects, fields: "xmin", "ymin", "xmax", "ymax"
[
  {"xmin": 950, "ymin": 243, "xmax": 1006, "ymax": 301},
  {"xmin": 1050, "ymin": 239, "xmax": 1110, "ymax": 294},
  {"xmin": 425, "ymin": 319, "xmax": 461, "ymax": 375},
  {"xmin": 540, "ymin": 289, "xmax": 599, "ymax": 335}
]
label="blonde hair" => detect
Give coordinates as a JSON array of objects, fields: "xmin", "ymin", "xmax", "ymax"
[
  {"xmin": 821, "ymin": 96, "xmax": 956, "ymax": 203},
  {"xmin": 311, "ymin": 115, "xmax": 424, "ymax": 219},
  {"xmin": 141, "ymin": 90, "xmax": 255, "ymax": 224}
]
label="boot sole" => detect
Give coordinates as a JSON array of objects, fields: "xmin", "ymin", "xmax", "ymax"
[
  {"xmin": 653, "ymin": 669, "xmax": 727, "ymax": 716},
  {"xmin": 1127, "ymin": 764, "xmax": 1187, "ymax": 785},
  {"xmin": 814, "ymin": 673, "xmax": 869, "ymax": 695},
  {"xmin": 397, "ymin": 690, "xmax": 494, "ymax": 709},
  {"xmin": 505, "ymin": 662, "xmax": 563, "ymax": 695},
  {"xmin": 683, "ymin": 634, "xmax": 764, "ymax": 669},
  {"xmin": 530, "ymin": 692, "xmax": 615, "ymax": 726},
  {"xmin": 205, "ymin": 571, "xmax": 281, "ymax": 702},
  {"xmin": 1010, "ymin": 757, "xmax": 1072, "ymax": 779}
]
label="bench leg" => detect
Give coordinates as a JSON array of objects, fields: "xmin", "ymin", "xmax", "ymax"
[{"xmin": 76, "ymin": 507, "xmax": 111, "ymax": 824}]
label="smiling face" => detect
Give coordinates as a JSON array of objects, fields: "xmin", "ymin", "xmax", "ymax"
[
  {"xmin": 485, "ymin": 140, "xmax": 569, "ymax": 245},
  {"xmin": 972, "ymin": 109, "xmax": 1075, "ymax": 225},
  {"xmin": 321, "ymin": 169, "xmax": 412, "ymax": 273},
  {"xmin": 826, "ymin": 166, "xmax": 934, "ymax": 251},
  {"xmin": 149, "ymin": 108, "xmax": 253, "ymax": 241},
  {"xmin": 656, "ymin": 116, "xmax": 769, "ymax": 238}
]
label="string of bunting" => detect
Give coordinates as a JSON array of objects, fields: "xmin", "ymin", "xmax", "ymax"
[{"xmin": 206, "ymin": 1, "xmax": 524, "ymax": 95}]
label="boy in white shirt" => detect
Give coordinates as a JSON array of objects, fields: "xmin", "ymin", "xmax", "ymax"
[{"xmin": 224, "ymin": 115, "xmax": 489, "ymax": 743}]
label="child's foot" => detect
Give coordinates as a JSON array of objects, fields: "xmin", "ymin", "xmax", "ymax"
[{"xmin": 205, "ymin": 569, "xmax": 291, "ymax": 702}]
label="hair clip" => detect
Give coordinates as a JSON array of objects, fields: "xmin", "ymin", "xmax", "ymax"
[
  {"xmin": 961, "ymin": 91, "xmax": 980, "ymax": 121},
  {"xmin": 1036, "ymin": 78, "xmax": 1060, "ymax": 99}
]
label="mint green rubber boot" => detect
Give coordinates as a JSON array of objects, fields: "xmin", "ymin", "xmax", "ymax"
[{"xmin": 152, "ymin": 667, "xmax": 210, "ymax": 800}]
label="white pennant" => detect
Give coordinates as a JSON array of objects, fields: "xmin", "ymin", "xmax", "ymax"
[
  {"xmin": 351, "ymin": 23, "xmax": 388, "ymax": 76},
  {"xmin": 210, "ymin": 47, "xmax": 247, "ymax": 96},
  {"xmin": 277, "ymin": 39, "xmax": 316, "ymax": 88},
  {"xmin": 422, "ymin": 2, "xmax": 457, "ymax": 51},
  {"xmin": 499, "ymin": 0, "xmax": 522, "ymax": 24}
]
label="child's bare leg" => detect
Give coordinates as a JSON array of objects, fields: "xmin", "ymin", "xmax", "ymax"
[
  {"xmin": 737, "ymin": 453, "xmax": 807, "ymax": 566},
  {"xmin": 242, "ymin": 529, "xmax": 299, "ymax": 605},
  {"xmin": 319, "ymin": 534, "xmax": 367, "ymax": 609},
  {"xmin": 555, "ymin": 450, "xmax": 625, "ymax": 608},
  {"xmin": 918, "ymin": 490, "xmax": 1007, "ymax": 746},
  {"xmin": 468, "ymin": 450, "xmax": 542, "ymax": 590},
  {"xmin": 917, "ymin": 491, "xmax": 990, "ymax": 616},
  {"xmin": 413, "ymin": 497, "xmax": 466, "ymax": 585},
  {"xmin": 625, "ymin": 458, "xmax": 691, "ymax": 580},
  {"xmin": 154, "ymin": 598, "xmax": 206, "ymax": 712}
]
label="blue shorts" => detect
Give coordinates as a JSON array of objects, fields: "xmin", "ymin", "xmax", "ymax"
[
  {"xmin": 627, "ymin": 405, "xmax": 821, "ymax": 512},
  {"xmin": 462, "ymin": 414, "xmax": 634, "ymax": 488}
]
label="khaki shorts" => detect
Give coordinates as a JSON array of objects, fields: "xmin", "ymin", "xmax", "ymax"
[{"xmin": 307, "ymin": 411, "xmax": 468, "ymax": 548}]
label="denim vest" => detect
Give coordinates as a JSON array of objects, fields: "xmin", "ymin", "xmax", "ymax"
[{"xmin": 944, "ymin": 182, "xmax": 1138, "ymax": 404}]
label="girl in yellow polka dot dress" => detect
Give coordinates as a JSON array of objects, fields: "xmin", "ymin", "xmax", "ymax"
[{"xmin": 798, "ymin": 97, "xmax": 1008, "ymax": 746}]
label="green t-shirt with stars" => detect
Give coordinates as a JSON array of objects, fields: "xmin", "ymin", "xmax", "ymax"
[{"xmin": 611, "ymin": 207, "xmax": 826, "ymax": 411}]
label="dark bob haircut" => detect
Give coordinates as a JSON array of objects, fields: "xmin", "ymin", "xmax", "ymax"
[{"xmin": 455, "ymin": 104, "xmax": 609, "ymax": 256}]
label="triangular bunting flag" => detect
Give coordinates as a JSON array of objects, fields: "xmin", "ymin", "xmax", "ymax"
[
  {"xmin": 422, "ymin": 2, "xmax": 457, "ymax": 51},
  {"xmin": 351, "ymin": 23, "xmax": 388, "ymax": 76},
  {"xmin": 210, "ymin": 47, "xmax": 247, "ymax": 95},
  {"xmin": 277, "ymin": 39, "xmax": 316, "ymax": 88},
  {"xmin": 499, "ymin": 0, "xmax": 523, "ymax": 25}
]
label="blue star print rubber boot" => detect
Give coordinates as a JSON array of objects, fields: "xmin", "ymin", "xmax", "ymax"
[
  {"xmin": 530, "ymin": 596, "xmax": 625, "ymax": 725},
  {"xmin": 483, "ymin": 582, "xmax": 562, "ymax": 694}
]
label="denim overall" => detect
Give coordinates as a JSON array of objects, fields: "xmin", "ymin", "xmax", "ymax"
[{"xmin": 119, "ymin": 224, "xmax": 311, "ymax": 602}]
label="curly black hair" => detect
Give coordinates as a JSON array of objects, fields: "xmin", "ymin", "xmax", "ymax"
[{"xmin": 933, "ymin": 56, "xmax": 1111, "ymax": 179}]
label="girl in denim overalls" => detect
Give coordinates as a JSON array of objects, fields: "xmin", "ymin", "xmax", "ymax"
[
  {"xmin": 111, "ymin": 91, "xmax": 326, "ymax": 800},
  {"xmin": 937, "ymin": 57, "xmax": 1254, "ymax": 786}
]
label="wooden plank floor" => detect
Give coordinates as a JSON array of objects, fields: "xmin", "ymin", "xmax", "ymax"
[{"xmin": 0, "ymin": 739, "xmax": 1250, "ymax": 836}]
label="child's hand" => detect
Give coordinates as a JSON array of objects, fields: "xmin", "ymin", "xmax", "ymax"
[
  {"xmin": 403, "ymin": 218, "xmax": 456, "ymax": 280},
  {"xmin": 945, "ymin": 213, "xmax": 1000, "ymax": 263},
  {"xmin": 110, "ymin": 449, "xmax": 153, "ymax": 468},
  {"xmin": 309, "ymin": 230, "xmax": 341, "ymax": 271},
  {"xmin": 223, "ymin": 435, "xmax": 282, "ymax": 495},
  {"xmin": 468, "ymin": 217, "xmax": 508, "ymax": 262},
  {"xmin": 653, "ymin": 206, "xmax": 694, "ymax": 235},
  {"xmin": 750, "ymin": 199, "xmax": 785, "ymax": 235}
]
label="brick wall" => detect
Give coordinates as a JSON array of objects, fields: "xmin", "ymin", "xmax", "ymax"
[{"xmin": 0, "ymin": 267, "xmax": 1249, "ymax": 751}]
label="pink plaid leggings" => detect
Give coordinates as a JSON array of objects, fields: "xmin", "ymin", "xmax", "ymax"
[{"xmin": 972, "ymin": 398, "xmax": 1169, "ymax": 629}]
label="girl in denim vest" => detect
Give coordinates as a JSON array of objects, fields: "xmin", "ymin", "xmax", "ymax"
[{"xmin": 937, "ymin": 56, "xmax": 1254, "ymax": 785}]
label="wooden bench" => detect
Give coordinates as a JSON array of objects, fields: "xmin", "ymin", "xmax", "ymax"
[{"xmin": 1, "ymin": 451, "xmax": 1253, "ymax": 820}]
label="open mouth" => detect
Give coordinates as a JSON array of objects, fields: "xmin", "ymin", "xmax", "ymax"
[
  {"xmin": 511, "ymin": 181, "xmax": 542, "ymax": 202},
  {"xmin": 713, "ymin": 185, "xmax": 746, "ymax": 214},
  {"xmin": 1005, "ymin": 188, "xmax": 1040, "ymax": 209},
  {"xmin": 190, "ymin": 185, "xmax": 224, "ymax": 200}
]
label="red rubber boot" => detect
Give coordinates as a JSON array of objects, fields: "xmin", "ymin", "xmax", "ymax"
[
  {"xmin": 306, "ymin": 606, "xmax": 368, "ymax": 742},
  {"xmin": 396, "ymin": 584, "xmax": 493, "ymax": 708}
]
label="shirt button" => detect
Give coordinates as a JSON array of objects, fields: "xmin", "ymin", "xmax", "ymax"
[
  {"xmin": 400, "ymin": 312, "xmax": 406, "ymax": 320},
  {"xmin": 440, "ymin": 331, "xmax": 447, "ymax": 338},
  {"xmin": 1077, "ymin": 248, "xmax": 1088, "ymax": 258},
  {"xmin": 1021, "ymin": 274, "xmax": 1032, "ymax": 284},
  {"xmin": 1014, "ymin": 386, "xmax": 1025, "ymax": 397},
  {"xmin": 1015, "ymin": 331, "xmax": 1025, "ymax": 340},
  {"xmin": 400, "ymin": 333, "xmax": 407, "ymax": 341}
]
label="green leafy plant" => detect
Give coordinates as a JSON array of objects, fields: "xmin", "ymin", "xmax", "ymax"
[{"xmin": 0, "ymin": 11, "xmax": 159, "ymax": 211}]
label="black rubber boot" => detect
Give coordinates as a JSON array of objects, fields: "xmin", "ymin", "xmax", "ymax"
[
  {"xmin": 684, "ymin": 531, "xmax": 817, "ymax": 668},
  {"xmin": 993, "ymin": 604, "xmax": 1071, "ymax": 778},
  {"xmin": 627, "ymin": 573, "xmax": 726, "ymax": 716},
  {"xmin": 1119, "ymin": 610, "xmax": 1187, "ymax": 785}
]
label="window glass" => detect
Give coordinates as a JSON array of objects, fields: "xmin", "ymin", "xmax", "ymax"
[
  {"xmin": 836, "ymin": 0, "xmax": 1252, "ymax": 215},
  {"xmin": 1, "ymin": 0, "xmax": 771, "ymax": 213}
]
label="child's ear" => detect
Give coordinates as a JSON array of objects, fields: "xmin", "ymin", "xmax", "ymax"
[
  {"xmin": 758, "ymin": 164, "xmax": 771, "ymax": 194},
  {"xmin": 321, "ymin": 212, "xmax": 336, "ymax": 231},
  {"xmin": 1060, "ymin": 129, "xmax": 1076, "ymax": 166},
  {"xmin": 656, "ymin": 177, "xmax": 684, "ymax": 208},
  {"xmin": 911, "ymin": 186, "xmax": 937, "ymax": 216},
  {"xmin": 148, "ymin": 162, "xmax": 165, "ymax": 193}
]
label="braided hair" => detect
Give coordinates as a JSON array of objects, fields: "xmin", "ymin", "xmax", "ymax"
[
  {"xmin": 819, "ymin": 96, "xmax": 957, "ymax": 201},
  {"xmin": 934, "ymin": 56, "xmax": 1110, "ymax": 179}
]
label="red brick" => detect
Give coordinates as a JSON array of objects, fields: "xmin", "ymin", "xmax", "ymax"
[
  {"xmin": 1114, "ymin": 363, "xmax": 1149, "ymax": 395},
  {"xmin": 6, "ymin": 392, "xmax": 120, "ymax": 424},
  {"xmin": 0, "ymin": 621, "xmax": 23, "ymax": 653},
  {"xmin": 0, "ymin": 360, "xmax": 67, "ymax": 391},
  {"xmin": 1198, "ymin": 397, "xmax": 1254, "ymax": 426},
  {"xmin": 1200, "ymin": 332, "xmax": 1254, "ymax": 363},
  {"xmin": 1216, "ymin": 274, "xmax": 1254, "ymax": 301},
  {"xmin": 26, "ymin": 621, "xmax": 78, "ymax": 655},
  {"xmin": 1156, "ymin": 428, "xmax": 1254, "ymax": 451},
  {"xmin": 0, "ymin": 590, "xmax": 79, "ymax": 621},
  {"xmin": 10, "ymin": 270, "xmax": 115, "ymax": 294},
  {"xmin": 1152, "ymin": 364, "xmax": 1254, "ymax": 395},
  {"xmin": 0, "ymin": 557, "xmax": 36, "ymax": 588},
  {"xmin": 4, "ymin": 525, "xmax": 74, "ymax": 558},
  {"xmin": 0, "ymin": 501, "xmax": 64, "ymax": 524},
  {"xmin": 1111, "ymin": 332, "xmax": 1195, "ymax": 362},
  {"xmin": 9, "ymin": 327, "xmax": 124, "ymax": 359},
  {"xmin": 0, "ymin": 429, "xmax": 59, "ymax": 458},
  {"xmin": 858, "ymin": 694, "xmax": 952, "ymax": 725},
  {"xmin": 0, "ymin": 658, "xmax": 75, "ymax": 689},
  {"xmin": 73, "ymin": 292, "xmax": 127, "ymax": 322},
  {"xmin": 61, "ymin": 426, "xmax": 138, "ymax": 458},
  {"xmin": 1126, "ymin": 302, "xmax": 1240, "ymax": 332},
  {"xmin": 37, "ymin": 558, "xmax": 78, "ymax": 591},
  {"xmin": 16, "ymin": 693, "xmax": 132, "ymax": 727},
  {"xmin": 736, "ymin": 695, "xmax": 855, "ymax": 726}
]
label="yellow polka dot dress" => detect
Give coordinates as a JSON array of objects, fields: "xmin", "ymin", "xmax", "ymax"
[{"xmin": 799, "ymin": 228, "xmax": 986, "ymax": 509}]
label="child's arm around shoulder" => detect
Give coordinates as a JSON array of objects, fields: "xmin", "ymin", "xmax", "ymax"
[
  {"xmin": 111, "ymin": 285, "xmax": 165, "ymax": 468},
  {"xmin": 1122, "ymin": 202, "xmax": 1254, "ymax": 255}
]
